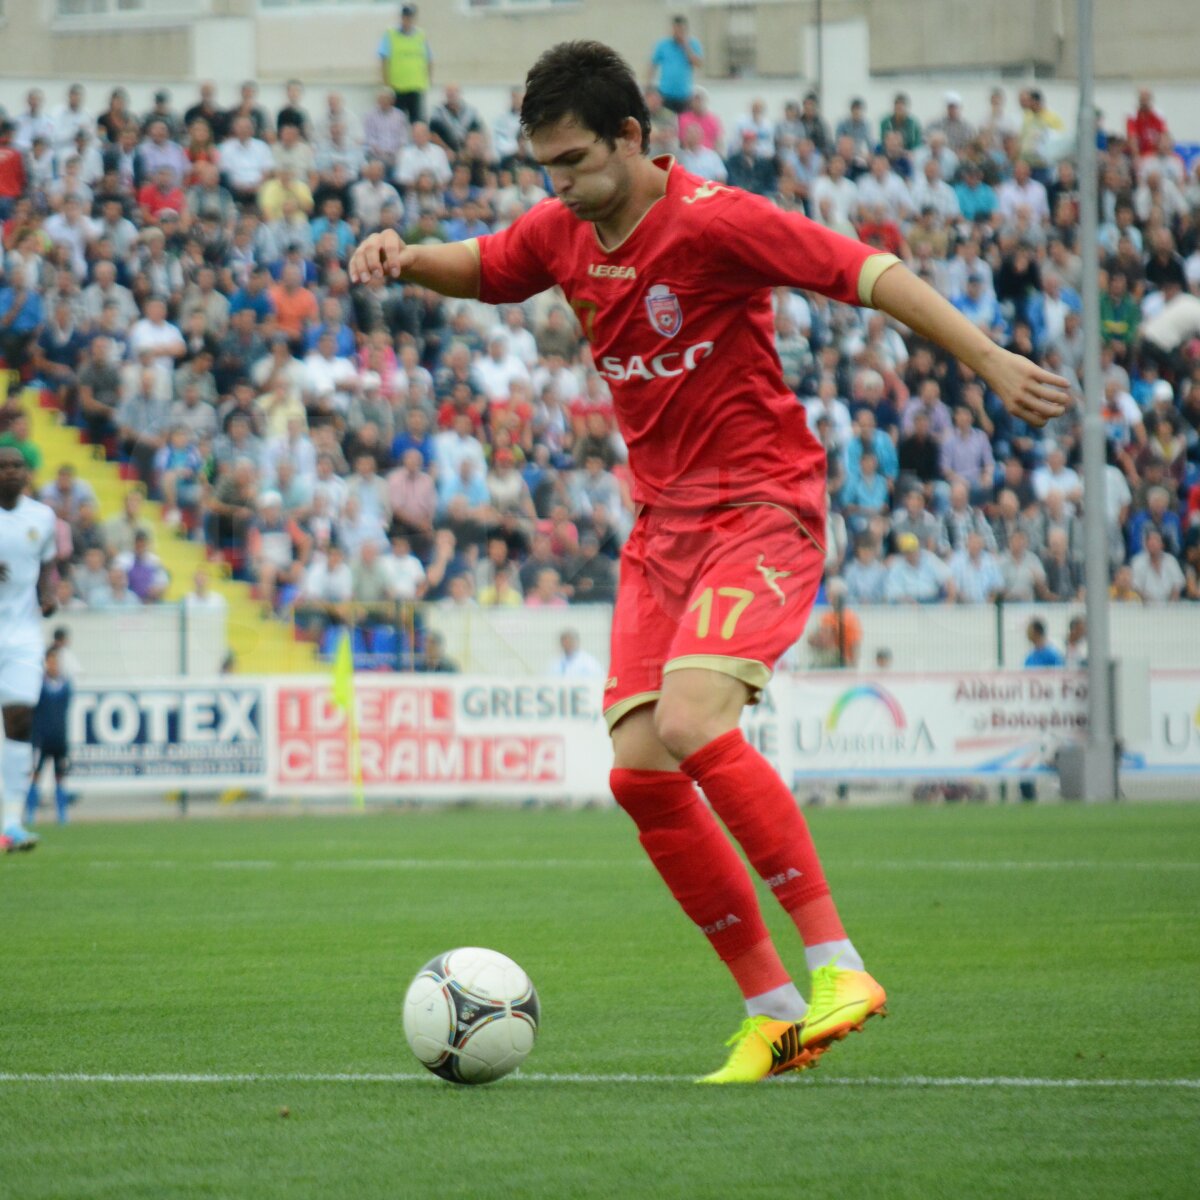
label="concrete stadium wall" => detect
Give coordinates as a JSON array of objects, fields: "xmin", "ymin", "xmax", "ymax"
[
  {"xmin": 1, "ymin": 1, "xmax": 1197, "ymax": 106},
  {"xmin": 58, "ymin": 602, "xmax": 1198, "ymax": 681}
]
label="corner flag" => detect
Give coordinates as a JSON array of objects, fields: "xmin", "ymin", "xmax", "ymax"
[{"xmin": 331, "ymin": 628, "xmax": 364, "ymax": 809}]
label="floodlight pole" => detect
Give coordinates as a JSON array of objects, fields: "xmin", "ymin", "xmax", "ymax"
[
  {"xmin": 815, "ymin": 0, "xmax": 825, "ymax": 113},
  {"xmin": 1076, "ymin": 0, "xmax": 1118, "ymax": 799}
]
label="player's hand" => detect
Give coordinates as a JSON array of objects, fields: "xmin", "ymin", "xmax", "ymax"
[
  {"xmin": 41, "ymin": 598, "xmax": 57, "ymax": 618},
  {"xmin": 349, "ymin": 230, "xmax": 417, "ymax": 285},
  {"xmin": 984, "ymin": 349, "xmax": 1070, "ymax": 429}
]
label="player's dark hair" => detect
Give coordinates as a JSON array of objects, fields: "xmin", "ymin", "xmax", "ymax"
[{"xmin": 521, "ymin": 41, "xmax": 651, "ymax": 154}]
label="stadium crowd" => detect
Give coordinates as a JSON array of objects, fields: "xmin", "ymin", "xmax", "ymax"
[{"xmin": 1, "ymin": 59, "xmax": 1199, "ymax": 642}]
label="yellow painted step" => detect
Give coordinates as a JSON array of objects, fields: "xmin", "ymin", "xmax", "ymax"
[{"xmin": 24, "ymin": 394, "xmax": 317, "ymax": 674}]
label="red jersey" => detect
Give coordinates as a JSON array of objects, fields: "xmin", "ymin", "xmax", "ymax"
[
  {"xmin": 476, "ymin": 157, "xmax": 896, "ymax": 515},
  {"xmin": 0, "ymin": 145, "xmax": 25, "ymax": 201},
  {"xmin": 1126, "ymin": 108, "xmax": 1167, "ymax": 158}
]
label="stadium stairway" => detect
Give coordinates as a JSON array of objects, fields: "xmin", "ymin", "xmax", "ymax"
[{"xmin": 23, "ymin": 390, "xmax": 317, "ymax": 675}]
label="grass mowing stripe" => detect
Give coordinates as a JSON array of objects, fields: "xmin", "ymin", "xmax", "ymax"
[
  {"xmin": 8, "ymin": 805, "xmax": 1196, "ymax": 1199},
  {"xmin": 74, "ymin": 857, "xmax": 1199, "ymax": 871},
  {"xmin": 2, "ymin": 1073, "xmax": 1198, "ymax": 1088}
]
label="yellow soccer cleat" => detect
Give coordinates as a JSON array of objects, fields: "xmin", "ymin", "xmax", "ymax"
[
  {"xmin": 801, "ymin": 964, "xmax": 888, "ymax": 1053},
  {"xmin": 696, "ymin": 1015, "xmax": 821, "ymax": 1084}
]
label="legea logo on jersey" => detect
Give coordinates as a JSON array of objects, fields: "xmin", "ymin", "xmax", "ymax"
[{"xmin": 644, "ymin": 284, "xmax": 683, "ymax": 338}]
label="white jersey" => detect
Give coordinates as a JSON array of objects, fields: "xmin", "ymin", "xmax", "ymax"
[{"xmin": 0, "ymin": 496, "xmax": 56, "ymax": 640}]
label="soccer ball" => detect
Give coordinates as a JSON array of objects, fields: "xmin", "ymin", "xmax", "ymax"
[{"xmin": 402, "ymin": 947, "xmax": 540, "ymax": 1084}]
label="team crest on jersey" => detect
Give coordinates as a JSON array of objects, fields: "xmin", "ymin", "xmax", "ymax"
[
  {"xmin": 27, "ymin": 527, "xmax": 37, "ymax": 542},
  {"xmin": 644, "ymin": 284, "xmax": 683, "ymax": 339}
]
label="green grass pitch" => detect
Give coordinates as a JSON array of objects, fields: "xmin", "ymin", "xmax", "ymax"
[{"xmin": 2, "ymin": 801, "xmax": 1197, "ymax": 1199}]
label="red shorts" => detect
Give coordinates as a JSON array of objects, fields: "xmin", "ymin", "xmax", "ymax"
[{"xmin": 603, "ymin": 502, "xmax": 825, "ymax": 731}]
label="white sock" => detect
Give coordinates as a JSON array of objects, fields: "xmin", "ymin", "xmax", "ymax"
[
  {"xmin": 2, "ymin": 739, "xmax": 33, "ymax": 829},
  {"xmin": 745, "ymin": 982, "xmax": 808, "ymax": 1022},
  {"xmin": 805, "ymin": 939, "xmax": 864, "ymax": 973}
]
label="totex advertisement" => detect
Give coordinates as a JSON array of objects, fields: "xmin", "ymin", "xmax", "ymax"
[{"xmin": 69, "ymin": 683, "xmax": 267, "ymax": 790}]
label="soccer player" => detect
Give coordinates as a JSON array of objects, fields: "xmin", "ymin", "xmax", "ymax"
[
  {"xmin": 0, "ymin": 445, "xmax": 58, "ymax": 852},
  {"xmin": 25, "ymin": 646, "xmax": 74, "ymax": 826},
  {"xmin": 349, "ymin": 42, "xmax": 1070, "ymax": 1082}
]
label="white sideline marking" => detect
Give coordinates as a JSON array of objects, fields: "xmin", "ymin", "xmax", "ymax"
[
  {"xmin": 856, "ymin": 860, "xmax": 1200, "ymax": 872},
  {"xmin": 80, "ymin": 857, "xmax": 1199, "ymax": 873},
  {"xmin": 0, "ymin": 1072, "xmax": 1196, "ymax": 1089},
  {"xmin": 86, "ymin": 859, "xmax": 651, "ymax": 871}
]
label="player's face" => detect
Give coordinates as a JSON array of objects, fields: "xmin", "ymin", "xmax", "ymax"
[
  {"xmin": 0, "ymin": 450, "xmax": 29, "ymax": 501},
  {"xmin": 531, "ymin": 118, "xmax": 633, "ymax": 224}
]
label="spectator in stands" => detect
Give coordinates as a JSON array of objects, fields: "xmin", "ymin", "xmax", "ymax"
[
  {"xmin": 477, "ymin": 562, "xmax": 523, "ymax": 608},
  {"xmin": 1130, "ymin": 528, "xmax": 1185, "ymax": 603},
  {"xmin": 419, "ymin": 631, "xmax": 458, "ymax": 673},
  {"xmin": 840, "ymin": 449, "xmax": 890, "ymax": 536},
  {"xmin": 429, "ymin": 84, "xmax": 484, "ymax": 158},
  {"xmin": 941, "ymin": 480, "xmax": 996, "ymax": 555},
  {"xmin": 93, "ymin": 564, "xmax": 141, "ymax": 610},
  {"xmin": 999, "ymin": 528, "xmax": 1049, "ymax": 601},
  {"xmin": 891, "ymin": 487, "xmax": 943, "ymax": 554},
  {"xmin": 833, "ymin": 98, "xmax": 870, "ymax": 160},
  {"xmin": 677, "ymin": 122, "xmax": 726, "ymax": 183},
  {"xmin": 219, "ymin": 116, "xmax": 274, "ymax": 206},
  {"xmin": 379, "ymin": 4, "xmax": 433, "ymax": 125},
  {"xmin": 880, "ymin": 92, "xmax": 921, "ymax": 151},
  {"xmin": 902, "ymin": 377, "xmax": 953, "ymax": 443},
  {"xmin": 364, "ymin": 86, "xmax": 412, "ymax": 170},
  {"xmin": 949, "ymin": 530, "xmax": 1004, "ymax": 604},
  {"xmin": 885, "ymin": 532, "xmax": 953, "ymax": 604},
  {"xmin": 648, "ymin": 15, "xmax": 703, "ymax": 115},
  {"xmin": 562, "ymin": 532, "xmax": 616, "ymax": 605},
  {"xmin": 1024, "ymin": 617, "xmax": 1064, "ymax": 668},
  {"xmin": 940, "ymin": 403, "xmax": 995, "ymax": 502},
  {"xmin": 0, "ymin": 265, "xmax": 43, "ymax": 371},
  {"xmin": 300, "ymin": 538, "xmax": 352, "ymax": 615},
  {"xmin": 1127, "ymin": 485, "xmax": 1183, "ymax": 560},
  {"xmin": 928, "ymin": 91, "xmax": 974, "ymax": 153},
  {"xmin": 492, "ymin": 87, "xmax": 525, "ymax": 166},
  {"xmin": 678, "ymin": 87, "xmax": 722, "ymax": 151},
  {"xmin": 1063, "ymin": 614, "xmax": 1088, "ymax": 667},
  {"xmin": 114, "ymin": 530, "xmax": 168, "ymax": 603},
  {"xmin": 350, "ymin": 537, "xmax": 395, "ymax": 607},
  {"xmin": 1040, "ymin": 527, "xmax": 1084, "ymax": 602},
  {"xmin": 396, "ymin": 121, "xmax": 451, "ymax": 189},
  {"xmin": 725, "ymin": 129, "xmax": 776, "ymax": 196},
  {"xmin": 40, "ymin": 465, "xmax": 95, "ymax": 523},
  {"xmin": 1, "ymin": 60, "xmax": 1195, "ymax": 653},
  {"xmin": 807, "ymin": 584, "xmax": 862, "ymax": 669},
  {"xmin": 842, "ymin": 536, "xmax": 887, "ymax": 604},
  {"xmin": 525, "ymin": 567, "xmax": 568, "ymax": 609},
  {"xmin": 546, "ymin": 628, "xmax": 604, "ymax": 678},
  {"xmin": 383, "ymin": 533, "xmax": 426, "ymax": 600}
]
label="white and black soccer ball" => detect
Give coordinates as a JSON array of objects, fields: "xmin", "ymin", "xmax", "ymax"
[{"xmin": 403, "ymin": 947, "xmax": 540, "ymax": 1084}]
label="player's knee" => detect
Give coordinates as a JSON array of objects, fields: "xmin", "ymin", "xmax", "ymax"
[
  {"xmin": 653, "ymin": 698, "xmax": 717, "ymax": 762},
  {"xmin": 609, "ymin": 705, "xmax": 678, "ymax": 772},
  {"xmin": 2, "ymin": 706, "xmax": 34, "ymax": 742}
]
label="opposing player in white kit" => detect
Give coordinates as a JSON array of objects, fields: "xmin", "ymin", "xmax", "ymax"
[{"xmin": 0, "ymin": 446, "xmax": 58, "ymax": 852}]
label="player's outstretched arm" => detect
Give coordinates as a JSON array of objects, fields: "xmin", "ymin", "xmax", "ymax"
[
  {"xmin": 870, "ymin": 263, "xmax": 1069, "ymax": 429},
  {"xmin": 349, "ymin": 230, "xmax": 480, "ymax": 299}
]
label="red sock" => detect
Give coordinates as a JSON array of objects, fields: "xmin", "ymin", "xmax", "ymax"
[
  {"xmin": 680, "ymin": 729, "xmax": 847, "ymax": 948},
  {"xmin": 610, "ymin": 767, "xmax": 791, "ymax": 998}
]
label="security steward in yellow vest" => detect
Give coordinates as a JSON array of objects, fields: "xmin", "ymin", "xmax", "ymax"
[{"xmin": 379, "ymin": 4, "xmax": 432, "ymax": 125}]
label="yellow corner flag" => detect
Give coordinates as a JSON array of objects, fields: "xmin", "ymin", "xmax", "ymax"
[{"xmin": 331, "ymin": 628, "xmax": 364, "ymax": 809}]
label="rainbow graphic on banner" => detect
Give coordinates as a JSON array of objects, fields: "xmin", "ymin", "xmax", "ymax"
[{"xmin": 825, "ymin": 684, "xmax": 907, "ymax": 732}]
